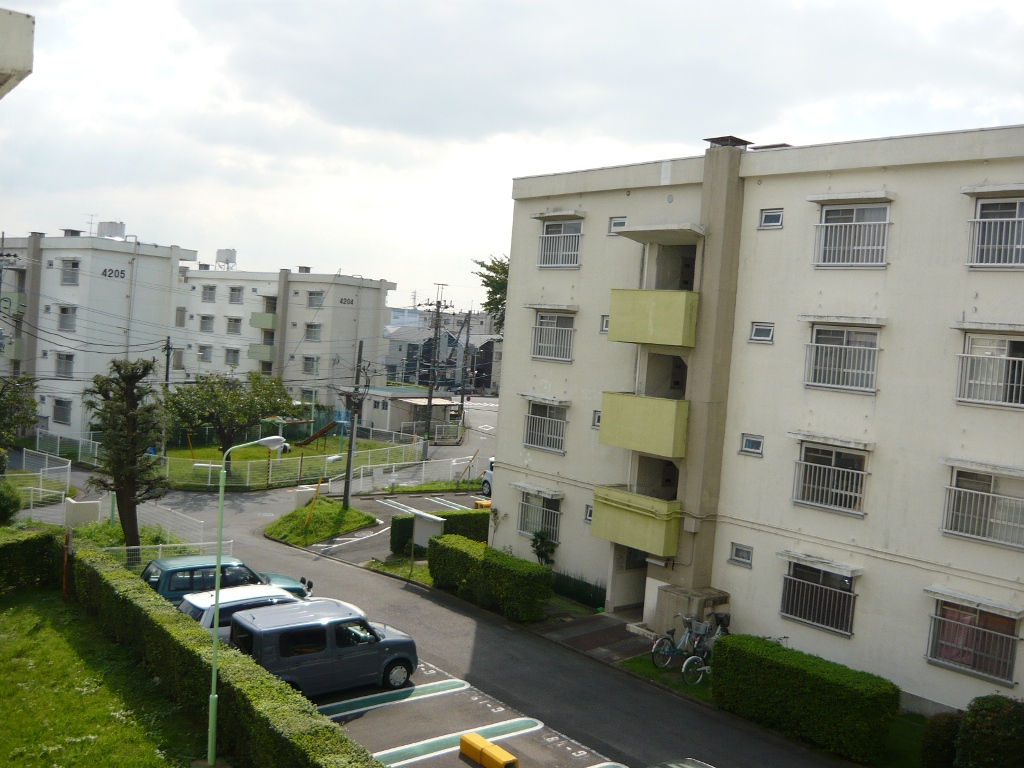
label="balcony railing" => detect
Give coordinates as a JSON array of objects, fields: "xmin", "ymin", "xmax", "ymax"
[
  {"xmin": 781, "ymin": 575, "xmax": 856, "ymax": 635},
  {"xmin": 523, "ymin": 414, "xmax": 566, "ymax": 453},
  {"xmin": 968, "ymin": 218, "xmax": 1024, "ymax": 267},
  {"xmin": 531, "ymin": 326, "xmax": 574, "ymax": 362},
  {"xmin": 249, "ymin": 311, "xmax": 277, "ymax": 330},
  {"xmin": 1, "ymin": 337, "xmax": 24, "ymax": 360},
  {"xmin": 813, "ymin": 221, "xmax": 889, "ymax": 266},
  {"xmin": 0, "ymin": 290, "xmax": 26, "ymax": 315},
  {"xmin": 803, "ymin": 343, "xmax": 878, "ymax": 392},
  {"xmin": 591, "ymin": 485, "xmax": 682, "ymax": 558},
  {"xmin": 61, "ymin": 267, "xmax": 80, "ymax": 286},
  {"xmin": 537, "ymin": 233, "xmax": 581, "ymax": 267},
  {"xmin": 792, "ymin": 460, "xmax": 867, "ymax": 514},
  {"xmin": 247, "ymin": 343, "xmax": 275, "ymax": 362},
  {"xmin": 927, "ymin": 613, "xmax": 1017, "ymax": 683},
  {"xmin": 943, "ymin": 486, "xmax": 1024, "ymax": 549},
  {"xmin": 956, "ymin": 354, "xmax": 1024, "ymax": 407},
  {"xmin": 517, "ymin": 500, "xmax": 562, "ymax": 542}
]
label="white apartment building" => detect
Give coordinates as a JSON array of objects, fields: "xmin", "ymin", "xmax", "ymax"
[
  {"xmin": 493, "ymin": 125, "xmax": 1024, "ymax": 712},
  {"xmin": 0, "ymin": 7, "xmax": 33, "ymax": 101}
]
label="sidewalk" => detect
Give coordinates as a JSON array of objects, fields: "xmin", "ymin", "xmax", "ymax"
[{"xmin": 533, "ymin": 606, "xmax": 653, "ymax": 664}]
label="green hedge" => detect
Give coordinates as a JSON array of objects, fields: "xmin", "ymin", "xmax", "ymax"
[
  {"xmin": 390, "ymin": 510, "xmax": 489, "ymax": 556},
  {"xmin": 712, "ymin": 634, "xmax": 900, "ymax": 764},
  {"xmin": 0, "ymin": 526, "xmax": 64, "ymax": 590},
  {"xmin": 955, "ymin": 695, "xmax": 1024, "ymax": 768},
  {"xmin": 922, "ymin": 711, "xmax": 962, "ymax": 768},
  {"xmin": 427, "ymin": 534, "xmax": 552, "ymax": 622},
  {"xmin": 552, "ymin": 571, "xmax": 606, "ymax": 609}
]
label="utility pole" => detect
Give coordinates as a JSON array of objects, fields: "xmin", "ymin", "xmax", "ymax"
[
  {"xmin": 457, "ymin": 310, "xmax": 472, "ymax": 412},
  {"xmin": 421, "ymin": 285, "xmax": 451, "ymax": 461},
  {"xmin": 162, "ymin": 336, "xmax": 172, "ymax": 455},
  {"xmin": 343, "ymin": 340, "xmax": 364, "ymax": 508}
]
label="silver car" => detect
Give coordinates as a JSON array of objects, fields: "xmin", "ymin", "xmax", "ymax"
[{"xmin": 177, "ymin": 585, "xmax": 302, "ymax": 642}]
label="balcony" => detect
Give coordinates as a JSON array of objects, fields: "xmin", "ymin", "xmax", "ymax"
[
  {"xmin": 523, "ymin": 414, "xmax": 566, "ymax": 453},
  {"xmin": 599, "ymin": 392, "xmax": 689, "ymax": 458},
  {"xmin": 803, "ymin": 343, "xmax": 879, "ymax": 392},
  {"xmin": 943, "ymin": 486, "xmax": 1024, "ymax": 549},
  {"xmin": 249, "ymin": 312, "xmax": 277, "ymax": 330},
  {"xmin": 608, "ymin": 289, "xmax": 699, "ymax": 347},
  {"xmin": 537, "ymin": 234, "xmax": 581, "ymax": 268},
  {"xmin": 968, "ymin": 218, "xmax": 1024, "ymax": 267},
  {"xmin": 813, "ymin": 221, "xmax": 890, "ymax": 266},
  {"xmin": 591, "ymin": 485, "xmax": 682, "ymax": 558},
  {"xmin": 1, "ymin": 337, "xmax": 24, "ymax": 360},
  {"xmin": 792, "ymin": 460, "xmax": 867, "ymax": 515},
  {"xmin": 531, "ymin": 325, "xmax": 574, "ymax": 362},
  {"xmin": 956, "ymin": 354, "xmax": 1024, "ymax": 407},
  {"xmin": 247, "ymin": 343, "xmax": 275, "ymax": 362},
  {"xmin": 0, "ymin": 290, "xmax": 26, "ymax": 316}
]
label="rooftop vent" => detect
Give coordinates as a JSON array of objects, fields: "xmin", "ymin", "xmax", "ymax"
[
  {"xmin": 61, "ymin": 229, "xmax": 83, "ymax": 237},
  {"xmin": 198, "ymin": 263, "xmax": 211, "ymax": 270},
  {"xmin": 298, "ymin": 266, "xmax": 311, "ymax": 274},
  {"xmin": 704, "ymin": 136, "xmax": 753, "ymax": 148},
  {"xmin": 97, "ymin": 221, "xmax": 126, "ymax": 238},
  {"xmin": 749, "ymin": 143, "xmax": 792, "ymax": 151}
]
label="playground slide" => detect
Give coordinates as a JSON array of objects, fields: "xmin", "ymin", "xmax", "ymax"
[{"xmin": 296, "ymin": 420, "xmax": 340, "ymax": 447}]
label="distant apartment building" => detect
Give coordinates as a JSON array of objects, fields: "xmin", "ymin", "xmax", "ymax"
[
  {"xmin": 493, "ymin": 125, "xmax": 1024, "ymax": 712},
  {"xmin": 0, "ymin": 7, "xmax": 33, "ymax": 101}
]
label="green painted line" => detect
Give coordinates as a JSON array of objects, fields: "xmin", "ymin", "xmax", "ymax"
[
  {"xmin": 318, "ymin": 678, "xmax": 469, "ymax": 717},
  {"xmin": 373, "ymin": 717, "xmax": 542, "ymax": 767}
]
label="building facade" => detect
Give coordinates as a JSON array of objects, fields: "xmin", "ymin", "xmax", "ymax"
[{"xmin": 493, "ymin": 125, "xmax": 1024, "ymax": 711}]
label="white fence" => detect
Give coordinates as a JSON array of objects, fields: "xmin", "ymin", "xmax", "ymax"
[
  {"xmin": 36, "ymin": 430, "xmax": 103, "ymax": 467},
  {"xmin": 138, "ymin": 501, "xmax": 205, "ymax": 543},
  {"xmin": 97, "ymin": 540, "xmax": 234, "ymax": 574},
  {"xmin": 3, "ymin": 448, "xmax": 71, "ymax": 510},
  {"xmin": 328, "ymin": 456, "xmax": 481, "ymax": 495}
]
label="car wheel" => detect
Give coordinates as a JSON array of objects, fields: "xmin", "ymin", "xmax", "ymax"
[
  {"xmin": 481, "ymin": 480, "xmax": 491, "ymax": 497},
  {"xmin": 383, "ymin": 660, "xmax": 412, "ymax": 689}
]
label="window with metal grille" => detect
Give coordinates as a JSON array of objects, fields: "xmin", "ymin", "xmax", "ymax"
[
  {"xmin": 61, "ymin": 260, "xmax": 80, "ymax": 285},
  {"xmin": 303, "ymin": 356, "xmax": 318, "ymax": 375},
  {"xmin": 226, "ymin": 317, "xmax": 242, "ymax": 335},
  {"xmin": 793, "ymin": 443, "xmax": 867, "ymax": 514},
  {"xmin": 53, "ymin": 398, "xmax": 72, "ymax": 425},
  {"xmin": 531, "ymin": 313, "xmax": 574, "ymax": 361},
  {"xmin": 804, "ymin": 326, "xmax": 879, "ymax": 392},
  {"xmin": 814, "ymin": 205, "xmax": 890, "ymax": 266},
  {"xmin": 55, "ymin": 352, "xmax": 74, "ymax": 378},
  {"xmin": 928, "ymin": 601, "xmax": 1018, "ymax": 683},
  {"xmin": 58, "ymin": 306, "xmax": 76, "ymax": 332},
  {"xmin": 229, "ymin": 286, "xmax": 244, "ymax": 304},
  {"xmin": 305, "ymin": 323, "xmax": 321, "ymax": 342},
  {"xmin": 538, "ymin": 220, "xmax": 582, "ymax": 267},
  {"xmin": 172, "ymin": 350, "xmax": 184, "ymax": 370},
  {"xmin": 944, "ymin": 469, "xmax": 1024, "ymax": 549},
  {"xmin": 969, "ymin": 199, "xmax": 1024, "ymax": 266},
  {"xmin": 202, "ymin": 285, "xmax": 216, "ymax": 302},
  {"xmin": 225, "ymin": 348, "xmax": 240, "ymax": 366},
  {"xmin": 307, "ymin": 291, "xmax": 324, "ymax": 308},
  {"xmin": 956, "ymin": 334, "xmax": 1024, "ymax": 407},
  {"xmin": 175, "ymin": 306, "xmax": 186, "ymax": 327},
  {"xmin": 198, "ymin": 345, "xmax": 212, "ymax": 363},
  {"xmin": 260, "ymin": 361, "xmax": 273, "ymax": 375},
  {"xmin": 517, "ymin": 492, "xmax": 561, "ymax": 542},
  {"xmin": 200, "ymin": 315, "xmax": 214, "ymax": 333},
  {"xmin": 780, "ymin": 562, "xmax": 856, "ymax": 635},
  {"xmin": 523, "ymin": 402, "xmax": 567, "ymax": 453}
]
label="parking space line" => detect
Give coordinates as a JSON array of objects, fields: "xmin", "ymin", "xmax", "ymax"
[
  {"xmin": 377, "ymin": 499, "xmax": 422, "ymax": 514},
  {"xmin": 427, "ymin": 497, "xmax": 470, "ymax": 510},
  {"xmin": 373, "ymin": 717, "xmax": 543, "ymax": 767},
  {"xmin": 317, "ymin": 678, "xmax": 469, "ymax": 718},
  {"xmin": 585, "ymin": 763, "xmax": 630, "ymax": 768}
]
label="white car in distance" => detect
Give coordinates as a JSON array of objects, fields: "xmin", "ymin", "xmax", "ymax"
[{"xmin": 178, "ymin": 585, "xmax": 303, "ymax": 642}]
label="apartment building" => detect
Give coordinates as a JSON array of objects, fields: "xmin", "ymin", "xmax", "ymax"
[
  {"xmin": 0, "ymin": 7, "xmax": 33, "ymax": 101},
  {"xmin": 493, "ymin": 124, "xmax": 1024, "ymax": 711}
]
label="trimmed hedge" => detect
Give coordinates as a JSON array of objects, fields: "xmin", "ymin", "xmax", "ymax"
[
  {"xmin": 0, "ymin": 526, "xmax": 64, "ymax": 590},
  {"xmin": 390, "ymin": 510, "xmax": 489, "ymax": 556},
  {"xmin": 923, "ymin": 711, "xmax": 962, "ymax": 768},
  {"xmin": 427, "ymin": 534, "xmax": 552, "ymax": 622},
  {"xmin": 955, "ymin": 695, "xmax": 1024, "ymax": 768},
  {"xmin": 712, "ymin": 634, "xmax": 900, "ymax": 764}
]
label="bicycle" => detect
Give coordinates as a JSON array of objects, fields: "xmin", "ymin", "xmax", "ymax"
[
  {"xmin": 681, "ymin": 612, "xmax": 730, "ymax": 685},
  {"xmin": 650, "ymin": 613, "xmax": 697, "ymax": 668}
]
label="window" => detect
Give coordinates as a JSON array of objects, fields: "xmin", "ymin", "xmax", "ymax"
[
  {"xmin": 58, "ymin": 306, "xmax": 76, "ymax": 332},
  {"xmin": 517, "ymin": 492, "xmax": 561, "ymax": 542},
  {"xmin": 793, "ymin": 443, "xmax": 867, "ymax": 514},
  {"xmin": 584, "ymin": 504, "xmax": 593, "ymax": 523},
  {"xmin": 199, "ymin": 315, "xmax": 214, "ymax": 333},
  {"xmin": 61, "ymin": 260, "xmax": 80, "ymax": 286},
  {"xmin": 307, "ymin": 290, "xmax": 324, "ymax": 308},
  {"xmin": 729, "ymin": 543, "xmax": 753, "ymax": 568},
  {"xmin": 36, "ymin": 415, "xmax": 49, "ymax": 431},
  {"xmin": 229, "ymin": 286, "xmax": 244, "ymax": 304},
  {"xmin": 225, "ymin": 348, "xmax": 240, "ymax": 367},
  {"xmin": 172, "ymin": 350, "xmax": 184, "ymax": 370},
  {"xmin": 600, "ymin": 315, "xmax": 610, "ymax": 333},
  {"xmin": 927, "ymin": 601, "xmax": 1018, "ymax": 683},
  {"xmin": 300, "ymin": 388, "xmax": 316, "ymax": 403},
  {"xmin": 814, "ymin": 205, "xmax": 890, "ymax": 266},
  {"xmin": 957, "ymin": 334, "xmax": 1024, "ymax": 407},
  {"xmin": 260, "ymin": 361, "xmax": 273, "ymax": 375},
  {"xmin": 969, "ymin": 199, "xmax": 1024, "ymax": 266},
  {"xmin": 305, "ymin": 323, "xmax": 322, "ymax": 342},
  {"xmin": 175, "ymin": 306, "xmax": 186, "ymax": 327},
  {"xmin": 804, "ymin": 326, "xmax": 879, "ymax": 392},
  {"xmin": 55, "ymin": 352, "xmax": 74, "ymax": 379},
  {"xmin": 53, "ymin": 398, "xmax": 72, "ymax": 425},
  {"xmin": 538, "ymin": 220, "xmax": 582, "ymax": 267},
  {"xmin": 226, "ymin": 317, "xmax": 242, "ymax": 335},
  {"xmin": 759, "ymin": 209, "xmax": 784, "ymax": 229},
  {"xmin": 336, "ymin": 621, "xmax": 376, "ymax": 647},
  {"xmin": 608, "ymin": 216, "xmax": 627, "ymax": 234},
  {"xmin": 280, "ymin": 627, "xmax": 327, "ymax": 657},
  {"xmin": 202, "ymin": 285, "xmax": 216, "ymax": 302},
  {"xmin": 523, "ymin": 402, "xmax": 567, "ymax": 453},
  {"xmin": 749, "ymin": 322, "xmax": 774, "ymax": 343},
  {"xmin": 781, "ymin": 562, "xmax": 856, "ymax": 635},
  {"xmin": 532, "ymin": 313, "xmax": 574, "ymax": 361},
  {"xmin": 739, "ymin": 434, "xmax": 764, "ymax": 456},
  {"xmin": 303, "ymin": 356, "xmax": 319, "ymax": 375},
  {"xmin": 592, "ymin": 410, "xmax": 601, "ymax": 428},
  {"xmin": 198, "ymin": 345, "xmax": 212, "ymax": 363},
  {"xmin": 944, "ymin": 469, "xmax": 1024, "ymax": 548}
]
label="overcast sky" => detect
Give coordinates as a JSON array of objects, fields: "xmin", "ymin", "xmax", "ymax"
[{"xmin": 3, "ymin": 0, "xmax": 1024, "ymax": 311}]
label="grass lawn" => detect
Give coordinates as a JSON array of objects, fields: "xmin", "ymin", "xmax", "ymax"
[
  {"xmin": 0, "ymin": 589, "xmax": 206, "ymax": 767},
  {"xmin": 265, "ymin": 498, "xmax": 376, "ymax": 546},
  {"xmin": 389, "ymin": 479, "xmax": 484, "ymax": 493},
  {"xmin": 366, "ymin": 557, "xmax": 433, "ymax": 585},
  {"xmin": 4, "ymin": 471, "xmax": 77, "ymax": 506},
  {"xmin": 71, "ymin": 520, "xmax": 183, "ymax": 549},
  {"xmin": 166, "ymin": 436, "xmax": 389, "ymax": 461},
  {"xmin": 618, "ymin": 652, "xmax": 715, "ymax": 703}
]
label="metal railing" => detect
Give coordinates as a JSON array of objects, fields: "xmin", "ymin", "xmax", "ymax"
[
  {"xmin": 792, "ymin": 460, "xmax": 866, "ymax": 514},
  {"xmin": 803, "ymin": 343, "xmax": 878, "ymax": 391},
  {"xmin": 531, "ymin": 325, "xmax": 574, "ymax": 362},
  {"xmin": 433, "ymin": 423, "xmax": 463, "ymax": 444},
  {"xmin": 327, "ymin": 456, "xmax": 480, "ymax": 494},
  {"xmin": 98, "ymin": 541, "xmax": 234, "ymax": 574},
  {"xmin": 537, "ymin": 233, "xmax": 581, "ymax": 267},
  {"xmin": 523, "ymin": 414, "xmax": 566, "ymax": 453},
  {"xmin": 927, "ymin": 613, "xmax": 1017, "ymax": 683},
  {"xmin": 956, "ymin": 354, "xmax": 1024, "ymax": 407},
  {"xmin": 36, "ymin": 430, "xmax": 103, "ymax": 467},
  {"xmin": 943, "ymin": 486, "xmax": 1024, "ymax": 548},
  {"xmin": 517, "ymin": 500, "xmax": 562, "ymax": 542},
  {"xmin": 780, "ymin": 575, "xmax": 856, "ymax": 635},
  {"xmin": 137, "ymin": 502, "xmax": 206, "ymax": 544},
  {"xmin": 813, "ymin": 221, "xmax": 889, "ymax": 266},
  {"xmin": 968, "ymin": 218, "xmax": 1024, "ymax": 266}
]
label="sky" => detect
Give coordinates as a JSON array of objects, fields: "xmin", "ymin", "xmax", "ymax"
[{"xmin": 2, "ymin": 0, "xmax": 1024, "ymax": 312}]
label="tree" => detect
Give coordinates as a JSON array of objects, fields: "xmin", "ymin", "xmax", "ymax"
[
  {"xmin": 83, "ymin": 359, "xmax": 169, "ymax": 550},
  {"xmin": 0, "ymin": 479, "xmax": 21, "ymax": 526},
  {"xmin": 472, "ymin": 254, "xmax": 508, "ymax": 335},
  {"xmin": 0, "ymin": 375, "xmax": 37, "ymax": 474},
  {"xmin": 165, "ymin": 372, "xmax": 293, "ymax": 464},
  {"xmin": 530, "ymin": 529, "xmax": 558, "ymax": 566}
]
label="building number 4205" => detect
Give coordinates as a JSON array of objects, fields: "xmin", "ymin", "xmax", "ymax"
[{"xmin": 101, "ymin": 268, "xmax": 127, "ymax": 278}]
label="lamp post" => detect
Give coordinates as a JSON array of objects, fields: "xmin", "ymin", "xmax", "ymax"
[{"xmin": 207, "ymin": 434, "xmax": 286, "ymax": 765}]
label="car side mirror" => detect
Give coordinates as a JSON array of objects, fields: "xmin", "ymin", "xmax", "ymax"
[{"xmin": 303, "ymin": 579, "xmax": 313, "ymax": 594}]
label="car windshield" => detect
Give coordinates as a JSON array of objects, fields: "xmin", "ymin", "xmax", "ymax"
[
  {"xmin": 178, "ymin": 600, "xmax": 205, "ymax": 621},
  {"xmin": 141, "ymin": 563, "xmax": 162, "ymax": 588},
  {"xmin": 221, "ymin": 564, "xmax": 264, "ymax": 587}
]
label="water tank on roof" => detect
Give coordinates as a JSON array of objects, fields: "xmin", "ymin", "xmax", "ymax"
[
  {"xmin": 216, "ymin": 248, "xmax": 236, "ymax": 265},
  {"xmin": 97, "ymin": 221, "xmax": 126, "ymax": 238}
]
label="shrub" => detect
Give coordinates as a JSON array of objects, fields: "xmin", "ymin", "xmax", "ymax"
[
  {"xmin": 0, "ymin": 480, "xmax": 22, "ymax": 526},
  {"xmin": 0, "ymin": 526, "xmax": 64, "ymax": 590},
  {"xmin": 955, "ymin": 695, "xmax": 1024, "ymax": 768},
  {"xmin": 552, "ymin": 571, "xmax": 606, "ymax": 609},
  {"xmin": 390, "ymin": 510, "xmax": 489, "ymax": 556},
  {"xmin": 712, "ymin": 634, "xmax": 900, "ymax": 764},
  {"xmin": 923, "ymin": 711, "xmax": 963, "ymax": 768}
]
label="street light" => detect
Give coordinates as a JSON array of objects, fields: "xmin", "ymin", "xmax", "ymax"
[{"xmin": 207, "ymin": 434, "xmax": 287, "ymax": 765}]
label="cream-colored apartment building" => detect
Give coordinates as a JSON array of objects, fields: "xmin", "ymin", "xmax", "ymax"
[{"xmin": 493, "ymin": 125, "xmax": 1024, "ymax": 711}]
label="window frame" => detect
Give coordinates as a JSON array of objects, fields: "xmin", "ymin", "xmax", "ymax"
[
  {"xmin": 307, "ymin": 290, "xmax": 324, "ymax": 308},
  {"xmin": 201, "ymin": 285, "xmax": 217, "ymax": 303},
  {"xmin": 739, "ymin": 433, "xmax": 764, "ymax": 456},
  {"xmin": 523, "ymin": 401, "xmax": 568, "ymax": 453},
  {"xmin": 172, "ymin": 350, "xmax": 184, "ymax": 370},
  {"xmin": 814, "ymin": 204, "xmax": 891, "ymax": 267},
  {"xmin": 225, "ymin": 348, "xmax": 240, "ymax": 367},
  {"xmin": 60, "ymin": 260, "xmax": 80, "ymax": 286},
  {"xmin": 52, "ymin": 398, "xmax": 72, "ymax": 425},
  {"xmin": 538, "ymin": 219, "xmax": 583, "ymax": 268},
  {"xmin": 592, "ymin": 410, "xmax": 601, "ymax": 429},
  {"xmin": 58, "ymin": 305, "xmax": 77, "ymax": 332},
  {"xmin": 956, "ymin": 333, "xmax": 1024, "ymax": 408},
  {"xmin": 758, "ymin": 209, "xmax": 784, "ymax": 229},
  {"xmin": 229, "ymin": 286, "xmax": 244, "ymax": 305},
  {"xmin": 926, "ymin": 600, "xmax": 1019, "ymax": 684},
  {"xmin": 517, "ymin": 491, "xmax": 562, "ymax": 542},
  {"xmin": 199, "ymin": 315, "xmax": 214, "ymax": 333},
  {"xmin": 175, "ymin": 306, "xmax": 186, "ymax": 328},
  {"xmin": 302, "ymin": 356, "xmax": 319, "ymax": 375},
  {"xmin": 198, "ymin": 345, "xmax": 212, "ymax": 364},
  {"xmin": 792, "ymin": 442, "xmax": 868, "ymax": 516},
  {"xmin": 728, "ymin": 542, "xmax": 753, "ymax": 568},
  {"xmin": 531, "ymin": 312, "xmax": 575, "ymax": 362},
  {"xmin": 804, "ymin": 325, "xmax": 879, "ymax": 393},
  {"xmin": 608, "ymin": 216, "xmax": 627, "ymax": 234},
  {"xmin": 749, "ymin": 322, "xmax": 774, "ymax": 344},
  {"xmin": 969, "ymin": 198, "xmax": 1024, "ymax": 268},
  {"xmin": 55, "ymin": 352, "xmax": 74, "ymax": 379},
  {"xmin": 305, "ymin": 323, "xmax": 322, "ymax": 342},
  {"xmin": 600, "ymin": 314, "xmax": 610, "ymax": 334},
  {"xmin": 584, "ymin": 504, "xmax": 593, "ymax": 523},
  {"xmin": 226, "ymin": 317, "xmax": 242, "ymax": 335},
  {"xmin": 780, "ymin": 561, "xmax": 857, "ymax": 636}
]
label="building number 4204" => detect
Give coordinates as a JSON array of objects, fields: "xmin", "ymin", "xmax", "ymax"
[{"xmin": 101, "ymin": 268, "xmax": 127, "ymax": 278}]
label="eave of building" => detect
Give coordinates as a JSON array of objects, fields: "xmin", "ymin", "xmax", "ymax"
[{"xmin": 614, "ymin": 223, "xmax": 705, "ymax": 246}]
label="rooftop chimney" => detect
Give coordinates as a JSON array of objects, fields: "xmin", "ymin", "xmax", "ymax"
[
  {"xmin": 61, "ymin": 228, "xmax": 83, "ymax": 237},
  {"xmin": 704, "ymin": 136, "xmax": 753, "ymax": 148},
  {"xmin": 298, "ymin": 266, "xmax": 311, "ymax": 274}
]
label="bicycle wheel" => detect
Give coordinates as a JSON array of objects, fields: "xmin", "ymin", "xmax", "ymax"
[
  {"xmin": 651, "ymin": 637, "xmax": 674, "ymax": 668},
  {"xmin": 681, "ymin": 654, "xmax": 706, "ymax": 685}
]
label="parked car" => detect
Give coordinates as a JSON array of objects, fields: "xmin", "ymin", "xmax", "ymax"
[
  {"xmin": 177, "ymin": 585, "xmax": 303, "ymax": 641},
  {"xmin": 140, "ymin": 555, "xmax": 312, "ymax": 606},
  {"xmin": 230, "ymin": 600, "xmax": 417, "ymax": 695},
  {"xmin": 481, "ymin": 456, "xmax": 494, "ymax": 497}
]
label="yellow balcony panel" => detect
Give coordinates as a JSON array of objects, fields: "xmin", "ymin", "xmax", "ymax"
[
  {"xmin": 1, "ymin": 337, "xmax": 25, "ymax": 361},
  {"xmin": 608, "ymin": 289, "xmax": 698, "ymax": 347},
  {"xmin": 247, "ymin": 343, "xmax": 275, "ymax": 362},
  {"xmin": 1, "ymin": 291, "xmax": 26, "ymax": 315},
  {"xmin": 249, "ymin": 311, "xmax": 277, "ymax": 330},
  {"xmin": 599, "ymin": 392, "xmax": 689, "ymax": 458},
  {"xmin": 591, "ymin": 485, "xmax": 681, "ymax": 558}
]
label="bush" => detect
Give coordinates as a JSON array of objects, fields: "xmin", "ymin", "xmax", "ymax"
[
  {"xmin": 0, "ymin": 480, "xmax": 22, "ymax": 526},
  {"xmin": 390, "ymin": 510, "xmax": 489, "ymax": 556},
  {"xmin": 552, "ymin": 571, "xmax": 606, "ymax": 609},
  {"xmin": 955, "ymin": 695, "xmax": 1024, "ymax": 768},
  {"xmin": 0, "ymin": 526, "xmax": 64, "ymax": 590},
  {"xmin": 923, "ymin": 711, "xmax": 963, "ymax": 768},
  {"xmin": 427, "ymin": 534, "xmax": 553, "ymax": 622},
  {"xmin": 712, "ymin": 634, "xmax": 900, "ymax": 764}
]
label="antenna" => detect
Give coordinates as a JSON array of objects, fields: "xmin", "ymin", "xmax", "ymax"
[{"xmin": 84, "ymin": 214, "xmax": 97, "ymax": 236}]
